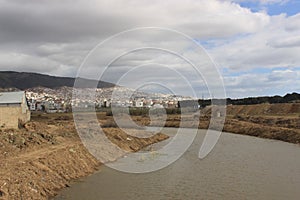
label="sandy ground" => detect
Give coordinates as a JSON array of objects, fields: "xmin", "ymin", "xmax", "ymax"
[
  {"xmin": 129, "ymin": 103, "xmax": 300, "ymax": 143},
  {"xmin": 0, "ymin": 103, "xmax": 299, "ymax": 199},
  {"xmin": 0, "ymin": 114, "xmax": 168, "ymax": 200}
]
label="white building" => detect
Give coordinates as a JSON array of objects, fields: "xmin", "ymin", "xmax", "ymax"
[
  {"xmin": 0, "ymin": 91, "xmax": 31, "ymax": 129},
  {"xmin": 134, "ymin": 99, "xmax": 144, "ymax": 107}
]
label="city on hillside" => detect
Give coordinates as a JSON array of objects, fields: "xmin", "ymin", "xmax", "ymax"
[{"xmin": 24, "ymin": 86, "xmax": 197, "ymax": 113}]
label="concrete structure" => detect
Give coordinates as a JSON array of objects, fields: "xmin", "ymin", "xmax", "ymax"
[
  {"xmin": 134, "ymin": 99, "xmax": 144, "ymax": 107},
  {"xmin": 0, "ymin": 91, "xmax": 31, "ymax": 129}
]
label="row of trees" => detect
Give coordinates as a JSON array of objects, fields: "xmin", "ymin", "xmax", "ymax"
[{"xmin": 197, "ymin": 92, "xmax": 300, "ymax": 107}]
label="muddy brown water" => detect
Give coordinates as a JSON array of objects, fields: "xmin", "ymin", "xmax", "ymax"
[{"xmin": 54, "ymin": 128, "xmax": 300, "ymax": 200}]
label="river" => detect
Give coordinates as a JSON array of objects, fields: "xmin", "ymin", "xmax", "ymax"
[{"xmin": 54, "ymin": 128, "xmax": 300, "ymax": 200}]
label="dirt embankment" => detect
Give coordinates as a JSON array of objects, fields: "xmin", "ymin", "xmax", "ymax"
[
  {"xmin": 225, "ymin": 103, "xmax": 300, "ymax": 116},
  {"xmin": 1, "ymin": 103, "xmax": 299, "ymax": 199},
  {"xmin": 222, "ymin": 117, "xmax": 300, "ymax": 143},
  {"xmin": 0, "ymin": 114, "xmax": 168, "ymax": 200},
  {"xmin": 222, "ymin": 103, "xmax": 300, "ymax": 143},
  {"xmin": 129, "ymin": 103, "xmax": 300, "ymax": 144}
]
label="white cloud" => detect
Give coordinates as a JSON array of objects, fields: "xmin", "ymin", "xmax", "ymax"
[
  {"xmin": 223, "ymin": 68, "xmax": 300, "ymax": 97},
  {"xmin": 0, "ymin": 0, "xmax": 298, "ymax": 97},
  {"xmin": 228, "ymin": 0, "xmax": 289, "ymax": 5},
  {"xmin": 268, "ymin": 69, "xmax": 298, "ymax": 81},
  {"xmin": 0, "ymin": 0, "xmax": 270, "ymax": 75},
  {"xmin": 209, "ymin": 13, "xmax": 300, "ymax": 70},
  {"xmin": 259, "ymin": 0, "xmax": 289, "ymax": 5},
  {"xmin": 269, "ymin": 35, "xmax": 300, "ymax": 48},
  {"xmin": 0, "ymin": 0, "xmax": 271, "ymax": 70},
  {"xmin": 285, "ymin": 13, "xmax": 300, "ymax": 31}
]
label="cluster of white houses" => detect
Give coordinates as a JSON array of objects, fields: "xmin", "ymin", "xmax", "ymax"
[
  {"xmin": 26, "ymin": 90, "xmax": 69, "ymax": 113},
  {"xmin": 24, "ymin": 86, "xmax": 200, "ymax": 113},
  {"xmin": 0, "ymin": 90, "xmax": 199, "ymax": 129},
  {"xmin": 26, "ymin": 92, "xmax": 181, "ymax": 112},
  {"xmin": 107, "ymin": 98, "xmax": 178, "ymax": 108}
]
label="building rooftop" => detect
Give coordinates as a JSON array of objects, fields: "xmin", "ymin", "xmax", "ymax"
[{"xmin": 0, "ymin": 91, "xmax": 25, "ymax": 104}]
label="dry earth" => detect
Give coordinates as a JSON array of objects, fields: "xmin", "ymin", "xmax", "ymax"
[
  {"xmin": 0, "ymin": 113, "xmax": 168, "ymax": 200},
  {"xmin": 0, "ymin": 103, "xmax": 299, "ymax": 199},
  {"xmin": 129, "ymin": 103, "xmax": 300, "ymax": 144}
]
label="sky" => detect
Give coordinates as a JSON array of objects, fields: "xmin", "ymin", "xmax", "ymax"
[{"xmin": 0, "ymin": 0, "xmax": 299, "ymax": 98}]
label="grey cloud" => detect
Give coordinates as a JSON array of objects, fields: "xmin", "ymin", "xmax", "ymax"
[
  {"xmin": 269, "ymin": 36, "xmax": 300, "ymax": 48},
  {"xmin": 285, "ymin": 13, "xmax": 300, "ymax": 31},
  {"xmin": 268, "ymin": 69, "xmax": 298, "ymax": 81},
  {"xmin": 0, "ymin": 0, "xmax": 270, "ymax": 45},
  {"xmin": 223, "ymin": 69, "xmax": 300, "ymax": 98},
  {"xmin": 210, "ymin": 13, "xmax": 300, "ymax": 71},
  {"xmin": 0, "ymin": 0, "xmax": 130, "ymax": 44},
  {"xmin": 0, "ymin": 0, "xmax": 297, "ymax": 98},
  {"xmin": 228, "ymin": 0, "xmax": 290, "ymax": 5}
]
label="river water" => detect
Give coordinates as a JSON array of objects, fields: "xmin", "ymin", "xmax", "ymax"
[{"xmin": 54, "ymin": 128, "xmax": 300, "ymax": 200}]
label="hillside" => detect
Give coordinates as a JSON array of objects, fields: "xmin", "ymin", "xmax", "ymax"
[
  {"xmin": 225, "ymin": 103, "xmax": 300, "ymax": 116},
  {"xmin": 0, "ymin": 71, "xmax": 115, "ymax": 90},
  {"xmin": 198, "ymin": 93, "xmax": 300, "ymax": 107}
]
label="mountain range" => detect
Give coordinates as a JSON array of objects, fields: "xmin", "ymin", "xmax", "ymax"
[
  {"xmin": 0, "ymin": 71, "xmax": 114, "ymax": 90},
  {"xmin": 0, "ymin": 71, "xmax": 299, "ymax": 105}
]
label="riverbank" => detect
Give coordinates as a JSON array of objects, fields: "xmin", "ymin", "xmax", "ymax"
[
  {"xmin": 54, "ymin": 128, "xmax": 300, "ymax": 200},
  {"xmin": 1, "ymin": 103, "xmax": 299, "ymax": 199},
  {"xmin": 129, "ymin": 103, "xmax": 300, "ymax": 144},
  {"xmin": 209, "ymin": 103, "xmax": 300, "ymax": 143},
  {"xmin": 0, "ymin": 114, "xmax": 168, "ymax": 200}
]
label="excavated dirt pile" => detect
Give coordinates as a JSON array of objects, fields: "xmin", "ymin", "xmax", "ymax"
[{"xmin": 0, "ymin": 114, "xmax": 168, "ymax": 200}]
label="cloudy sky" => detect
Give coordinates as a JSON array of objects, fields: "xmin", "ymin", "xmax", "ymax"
[{"xmin": 0, "ymin": 0, "xmax": 299, "ymax": 98}]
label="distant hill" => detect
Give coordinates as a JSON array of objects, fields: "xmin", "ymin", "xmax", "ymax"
[
  {"xmin": 0, "ymin": 71, "xmax": 115, "ymax": 90},
  {"xmin": 197, "ymin": 92, "xmax": 300, "ymax": 107},
  {"xmin": 225, "ymin": 93, "xmax": 300, "ymax": 105}
]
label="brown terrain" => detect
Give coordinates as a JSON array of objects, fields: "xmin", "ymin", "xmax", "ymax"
[
  {"xmin": 0, "ymin": 113, "xmax": 168, "ymax": 200},
  {"xmin": 209, "ymin": 103, "xmax": 300, "ymax": 143},
  {"xmin": 0, "ymin": 103, "xmax": 299, "ymax": 199},
  {"xmin": 129, "ymin": 103, "xmax": 300, "ymax": 144}
]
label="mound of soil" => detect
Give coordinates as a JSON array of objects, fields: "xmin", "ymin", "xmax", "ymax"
[
  {"xmin": 0, "ymin": 115, "xmax": 169, "ymax": 200},
  {"xmin": 225, "ymin": 103, "xmax": 300, "ymax": 116}
]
